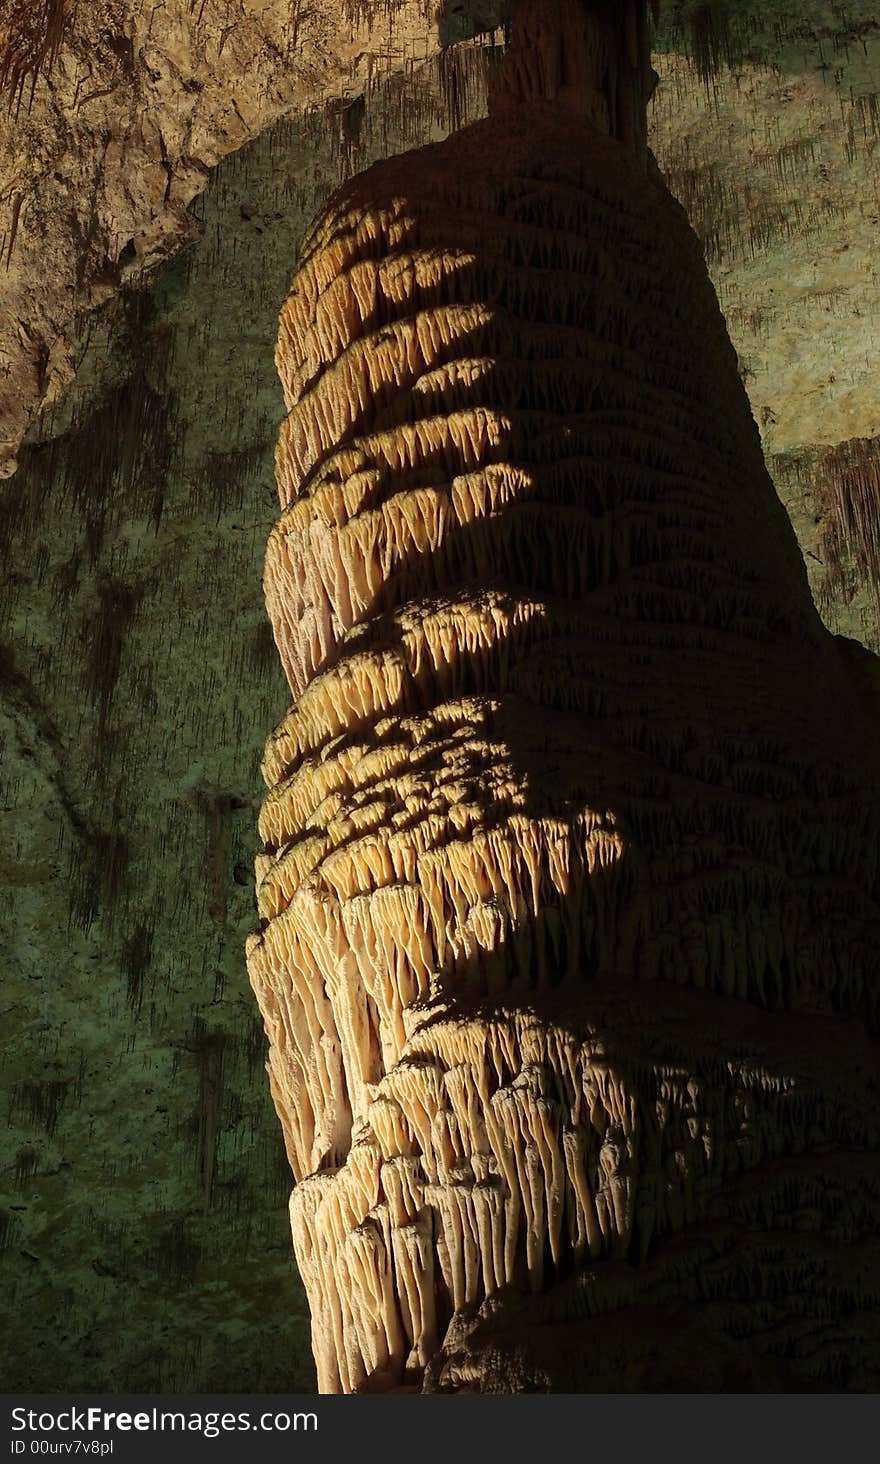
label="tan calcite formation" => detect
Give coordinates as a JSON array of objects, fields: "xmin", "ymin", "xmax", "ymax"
[{"xmin": 248, "ymin": 101, "xmax": 880, "ymax": 1392}]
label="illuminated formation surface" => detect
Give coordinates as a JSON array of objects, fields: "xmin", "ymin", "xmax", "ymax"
[{"xmin": 248, "ymin": 81, "xmax": 880, "ymax": 1391}]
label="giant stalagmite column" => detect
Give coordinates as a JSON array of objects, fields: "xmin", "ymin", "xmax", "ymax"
[{"xmin": 248, "ymin": 0, "xmax": 880, "ymax": 1393}]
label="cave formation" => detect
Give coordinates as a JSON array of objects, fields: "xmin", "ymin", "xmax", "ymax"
[
  {"xmin": 3, "ymin": 0, "xmax": 880, "ymax": 1399},
  {"xmin": 247, "ymin": 0, "xmax": 880, "ymax": 1394}
]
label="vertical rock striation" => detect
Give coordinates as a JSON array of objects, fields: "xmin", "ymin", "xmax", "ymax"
[{"xmin": 249, "ymin": 1, "xmax": 880, "ymax": 1393}]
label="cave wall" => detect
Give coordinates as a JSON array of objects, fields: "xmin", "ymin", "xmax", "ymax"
[
  {"xmin": 1, "ymin": 0, "xmax": 878, "ymax": 1394},
  {"xmin": 652, "ymin": 0, "xmax": 880, "ymax": 651}
]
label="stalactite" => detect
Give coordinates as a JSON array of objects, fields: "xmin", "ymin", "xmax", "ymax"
[
  {"xmin": 815, "ymin": 436, "xmax": 880, "ymax": 628},
  {"xmin": 0, "ymin": 0, "xmax": 70, "ymax": 113}
]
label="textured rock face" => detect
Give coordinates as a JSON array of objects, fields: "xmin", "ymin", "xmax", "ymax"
[
  {"xmin": 648, "ymin": 3, "xmax": 880, "ymax": 653},
  {"xmin": 0, "ymin": 0, "xmax": 472, "ymax": 480},
  {"xmin": 250, "ymin": 98, "xmax": 880, "ymax": 1392}
]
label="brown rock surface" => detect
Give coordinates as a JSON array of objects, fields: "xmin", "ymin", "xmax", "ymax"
[{"xmin": 0, "ymin": 0, "xmax": 461, "ymax": 479}]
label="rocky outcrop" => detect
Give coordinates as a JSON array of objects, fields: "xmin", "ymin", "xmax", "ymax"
[
  {"xmin": 0, "ymin": 0, "xmax": 495, "ymax": 479},
  {"xmin": 249, "ymin": 86, "xmax": 880, "ymax": 1391}
]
